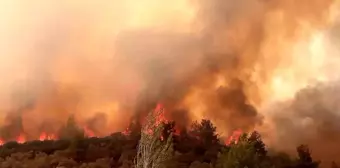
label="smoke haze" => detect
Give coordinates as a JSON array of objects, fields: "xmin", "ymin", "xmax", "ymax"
[{"xmin": 0, "ymin": 0, "xmax": 340, "ymax": 163}]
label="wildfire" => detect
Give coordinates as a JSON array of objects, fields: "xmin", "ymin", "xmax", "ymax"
[
  {"xmin": 0, "ymin": 0, "xmax": 337, "ymax": 153},
  {"xmin": 0, "ymin": 125, "xmax": 98, "ymax": 145},
  {"xmin": 0, "ymin": 103, "xmax": 243, "ymax": 147},
  {"xmin": 0, "ymin": 104, "xmax": 168, "ymax": 146}
]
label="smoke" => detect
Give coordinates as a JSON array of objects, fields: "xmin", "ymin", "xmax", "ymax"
[
  {"xmin": 0, "ymin": 0, "xmax": 340, "ymax": 162},
  {"xmin": 262, "ymin": 81, "xmax": 340, "ymax": 165},
  {"xmin": 260, "ymin": 11, "xmax": 340, "ymax": 164}
]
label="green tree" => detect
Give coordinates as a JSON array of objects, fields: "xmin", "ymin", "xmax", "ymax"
[
  {"xmin": 216, "ymin": 133, "xmax": 261, "ymax": 168},
  {"xmin": 270, "ymin": 152, "xmax": 294, "ymax": 168},
  {"xmin": 247, "ymin": 131, "xmax": 267, "ymax": 159}
]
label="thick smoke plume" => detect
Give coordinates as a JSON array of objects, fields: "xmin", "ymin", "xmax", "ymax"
[
  {"xmin": 264, "ymin": 81, "xmax": 340, "ymax": 165},
  {"xmin": 0, "ymin": 0, "xmax": 340, "ymax": 162}
]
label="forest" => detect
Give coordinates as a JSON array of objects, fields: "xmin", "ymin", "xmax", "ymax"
[{"xmin": 0, "ymin": 109, "xmax": 333, "ymax": 168}]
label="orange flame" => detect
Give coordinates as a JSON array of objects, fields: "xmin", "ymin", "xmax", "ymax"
[
  {"xmin": 39, "ymin": 132, "xmax": 56, "ymax": 141},
  {"xmin": 83, "ymin": 126, "xmax": 96, "ymax": 137},
  {"xmin": 154, "ymin": 103, "xmax": 168, "ymax": 125},
  {"xmin": 174, "ymin": 128, "xmax": 180, "ymax": 136},
  {"xmin": 225, "ymin": 129, "xmax": 243, "ymax": 145},
  {"xmin": 16, "ymin": 134, "xmax": 26, "ymax": 144},
  {"xmin": 122, "ymin": 127, "xmax": 131, "ymax": 136}
]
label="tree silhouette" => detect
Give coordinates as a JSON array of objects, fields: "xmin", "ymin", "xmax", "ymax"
[
  {"xmin": 189, "ymin": 119, "xmax": 219, "ymax": 146},
  {"xmin": 295, "ymin": 145, "xmax": 319, "ymax": 168},
  {"xmin": 248, "ymin": 131, "xmax": 267, "ymax": 159}
]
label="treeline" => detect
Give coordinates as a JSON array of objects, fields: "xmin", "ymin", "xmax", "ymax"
[{"xmin": 0, "ymin": 111, "xmax": 333, "ymax": 168}]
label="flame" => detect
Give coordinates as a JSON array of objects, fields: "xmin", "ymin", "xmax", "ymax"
[
  {"xmin": 83, "ymin": 126, "xmax": 96, "ymax": 137},
  {"xmin": 122, "ymin": 127, "xmax": 131, "ymax": 136},
  {"xmin": 174, "ymin": 128, "xmax": 181, "ymax": 136},
  {"xmin": 39, "ymin": 132, "xmax": 56, "ymax": 141},
  {"xmin": 225, "ymin": 129, "xmax": 243, "ymax": 145},
  {"xmin": 154, "ymin": 103, "xmax": 168, "ymax": 125},
  {"xmin": 0, "ymin": 125, "xmax": 96, "ymax": 145},
  {"xmin": 139, "ymin": 103, "xmax": 170, "ymax": 141},
  {"xmin": 16, "ymin": 134, "xmax": 26, "ymax": 144}
]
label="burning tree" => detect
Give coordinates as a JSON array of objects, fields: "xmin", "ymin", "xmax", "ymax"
[{"xmin": 134, "ymin": 106, "xmax": 173, "ymax": 168}]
